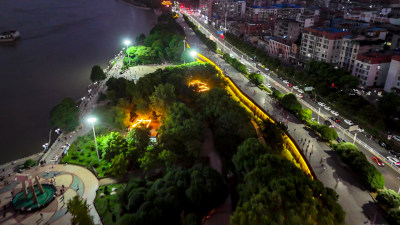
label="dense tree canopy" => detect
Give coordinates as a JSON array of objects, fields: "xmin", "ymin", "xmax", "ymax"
[
  {"xmin": 67, "ymin": 196, "xmax": 94, "ymax": 225},
  {"xmin": 90, "ymin": 65, "xmax": 106, "ymax": 82},
  {"xmin": 49, "ymin": 98, "xmax": 79, "ymax": 132}
]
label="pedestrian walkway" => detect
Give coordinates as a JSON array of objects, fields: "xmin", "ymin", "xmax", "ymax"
[{"xmin": 0, "ymin": 164, "xmax": 100, "ymax": 225}]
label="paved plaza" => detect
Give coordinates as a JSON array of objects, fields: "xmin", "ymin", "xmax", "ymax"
[{"xmin": 0, "ymin": 164, "xmax": 100, "ymax": 225}]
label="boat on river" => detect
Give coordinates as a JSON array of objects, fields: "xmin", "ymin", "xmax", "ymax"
[{"xmin": 0, "ymin": 30, "xmax": 20, "ymax": 43}]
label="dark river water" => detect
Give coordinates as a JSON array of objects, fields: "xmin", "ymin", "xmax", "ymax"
[{"xmin": 0, "ymin": 0, "xmax": 156, "ymax": 164}]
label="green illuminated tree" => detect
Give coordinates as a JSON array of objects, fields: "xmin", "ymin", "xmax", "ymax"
[
  {"xmin": 67, "ymin": 195, "xmax": 94, "ymax": 225},
  {"xmin": 99, "ymin": 132, "xmax": 128, "ymax": 162}
]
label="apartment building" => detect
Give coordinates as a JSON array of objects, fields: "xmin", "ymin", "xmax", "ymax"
[
  {"xmin": 384, "ymin": 55, "xmax": 400, "ymax": 92},
  {"xmin": 352, "ymin": 52, "xmax": 392, "ymax": 87},
  {"xmin": 339, "ymin": 35, "xmax": 385, "ymax": 72},
  {"xmin": 245, "ymin": 4, "xmax": 304, "ymax": 23},
  {"xmin": 300, "ymin": 27, "xmax": 350, "ymax": 63},
  {"xmin": 274, "ymin": 19, "xmax": 302, "ymax": 42},
  {"xmin": 267, "ymin": 37, "xmax": 292, "ymax": 61},
  {"xmin": 210, "ymin": 0, "xmax": 246, "ymax": 20}
]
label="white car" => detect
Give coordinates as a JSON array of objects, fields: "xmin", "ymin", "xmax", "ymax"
[
  {"xmin": 293, "ymin": 86, "xmax": 299, "ymax": 90},
  {"xmin": 331, "ymin": 110, "xmax": 339, "ymax": 116},
  {"xmin": 317, "ymin": 102, "xmax": 326, "ymax": 107},
  {"xmin": 324, "ymin": 106, "xmax": 331, "ymax": 111},
  {"xmin": 297, "ymin": 89, "xmax": 304, "ymax": 93},
  {"xmin": 393, "ymin": 135, "xmax": 400, "ymax": 142},
  {"xmin": 387, "ymin": 156, "xmax": 400, "ymax": 166},
  {"xmin": 344, "ymin": 119, "xmax": 354, "ymax": 126},
  {"xmin": 267, "ymin": 84, "xmax": 272, "ymax": 88},
  {"xmin": 357, "ymin": 127, "xmax": 364, "ymax": 132},
  {"xmin": 283, "ymin": 80, "xmax": 289, "ymax": 84}
]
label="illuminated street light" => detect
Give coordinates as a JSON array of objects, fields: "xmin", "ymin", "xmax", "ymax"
[
  {"xmin": 124, "ymin": 39, "xmax": 131, "ymax": 66},
  {"xmin": 190, "ymin": 50, "xmax": 198, "ymax": 57},
  {"xmin": 88, "ymin": 117, "xmax": 100, "ymax": 163}
]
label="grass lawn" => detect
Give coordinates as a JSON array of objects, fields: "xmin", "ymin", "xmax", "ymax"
[
  {"xmin": 61, "ymin": 127, "xmax": 114, "ymax": 178},
  {"xmin": 94, "ymin": 183, "xmax": 126, "ymax": 225}
]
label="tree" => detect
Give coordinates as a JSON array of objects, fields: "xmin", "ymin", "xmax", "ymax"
[
  {"xmin": 99, "ymin": 132, "xmax": 128, "ymax": 162},
  {"xmin": 49, "ymin": 98, "xmax": 79, "ymax": 132},
  {"xmin": 249, "ymin": 73, "xmax": 264, "ymax": 85},
  {"xmin": 90, "ymin": 65, "xmax": 106, "ymax": 82},
  {"xmin": 108, "ymin": 153, "xmax": 129, "ymax": 178},
  {"xmin": 23, "ymin": 159, "xmax": 36, "ymax": 168},
  {"xmin": 67, "ymin": 195, "xmax": 94, "ymax": 225},
  {"xmin": 233, "ymin": 138, "xmax": 268, "ymax": 175},
  {"xmin": 150, "ymin": 83, "xmax": 176, "ymax": 118},
  {"xmin": 126, "ymin": 127, "xmax": 151, "ymax": 162},
  {"xmin": 136, "ymin": 33, "xmax": 146, "ymax": 45},
  {"xmin": 299, "ymin": 108, "xmax": 312, "ymax": 122},
  {"xmin": 280, "ymin": 93, "xmax": 302, "ymax": 113},
  {"xmin": 317, "ymin": 125, "xmax": 338, "ymax": 141}
]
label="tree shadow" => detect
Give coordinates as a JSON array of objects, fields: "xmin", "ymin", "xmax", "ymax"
[
  {"xmin": 302, "ymin": 126, "xmax": 319, "ymax": 138},
  {"xmin": 361, "ymin": 201, "xmax": 387, "ymax": 224},
  {"xmin": 324, "ymin": 149, "xmax": 367, "ymax": 192}
]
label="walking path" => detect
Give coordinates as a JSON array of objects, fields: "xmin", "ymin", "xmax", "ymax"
[
  {"xmin": 179, "ymin": 15, "xmax": 387, "ymax": 224},
  {"xmin": 0, "ymin": 164, "xmax": 99, "ymax": 225}
]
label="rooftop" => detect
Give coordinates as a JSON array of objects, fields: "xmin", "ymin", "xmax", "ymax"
[{"xmin": 356, "ymin": 52, "xmax": 392, "ymax": 64}]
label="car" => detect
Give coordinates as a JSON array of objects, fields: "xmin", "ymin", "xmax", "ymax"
[
  {"xmin": 293, "ymin": 86, "xmax": 299, "ymax": 90},
  {"xmin": 296, "ymin": 93, "xmax": 303, "ymax": 98},
  {"xmin": 261, "ymin": 65, "xmax": 265, "ymax": 68},
  {"xmin": 324, "ymin": 106, "xmax": 331, "ymax": 111},
  {"xmin": 357, "ymin": 127, "xmax": 364, "ymax": 132},
  {"xmin": 389, "ymin": 150, "xmax": 400, "ymax": 158},
  {"xmin": 371, "ymin": 157, "xmax": 384, "ymax": 167},
  {"xmin": 344, "ymin": 119, "xmax": 354, "ymax": 126},
  {"xmin": 378, "ymin": 141, "xmax": 387, "ymax": 148},
  {"xmin": 324, "ymin": 120, "xmax": 334, "ymax": 127},
  {"xmin": 288, "ymin": 83, "xmax": 294, "ymax": 87},
  {"xmin": 283, "ymin": 80, "xmax": 289, "ymax": 84},
  {"xmin": 387, "ymin": 156, "xmax": 400, "ymax": 166},
  {"xmin": 317, "ymin": 102, "xmax": 326, "ymax": 107},
  {"xmin": 297, "ymin": 89, "xmax": 304, "ymax": 93},
  {"xmin": 393, "ymin": 135, "xmax": 400, "ymax": 142},
  {"xmin": 330, "ymin": 110, "xmax": 339, "ymax": 116},
  {"xmin": 330, "ymin": 117, "xmax": 341, "ymax": 123},
  {"xmin": 267, "ymin": 84, "xmax": 272, "ymax": 88}
]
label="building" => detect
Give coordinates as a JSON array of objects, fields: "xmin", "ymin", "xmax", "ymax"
[
  {"xmin": 296, "ymin": 13, "xmax": 315, "ymax": 30},
  {"xmin": 300, "ymin": 27, "xmax": 350, "ymax": 63},
  {"xmin": 267, "ymin": 37, "xmax": 292, "ymax": 61},
  {"xmin": 384, "ymin": 55, "xmax": 400, "ymax": 92},
  {"xmin": 200, "ymin": 0, "xmax": 246, "ymax": 21},
  {"xmin": 274, "ymin": 19, "xmax": 302, "ymax": 42},
  {"xmin": 339, "ymin": 35, "xmax": 385, "ymax": 72},
  {"xmin": 352, "ymin": 52, "xmax": 392, "ymax": 87},
  {"xmin": 245, "ymin": 4, "xmax": 304, "ymax": 23}
]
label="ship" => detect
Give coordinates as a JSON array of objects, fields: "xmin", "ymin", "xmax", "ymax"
[{"xmin": 0, "ymin": 30, "xmax": 20, "ymax": 43}]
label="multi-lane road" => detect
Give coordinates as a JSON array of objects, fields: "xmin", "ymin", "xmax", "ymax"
[{"xmin": 186, "ymin": 12, "xmax": 400, "ymax": 192}]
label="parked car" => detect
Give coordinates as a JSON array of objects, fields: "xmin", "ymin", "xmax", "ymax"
[
  {"xmin": 296, "ymin": 93, "xmax": 303, "ymax": 98},
  {"xmin": 378, "ymin": 141, "xmax": 392, "ymax": 150},
  {"xmin": 344, "ymin": 119, "xmax": 354, "ymax": 126},
  {"xmin": 293, "ymin": 86, "xmax": 299, "ymax": 90},
  {"xmin": 393, "ymin": 135, "xmax": 400, "ymax": 142},
  {"xmin": 372, "ymin": 157, "xmax": 384, "ymax": 167},
  {"xmin": 331, "ymin": 110, "xmax": 339, "ymax": 116},
  {"xmin": 298, "ymin": 89, "xmax": 304, "ymax": 94},
  {"xmin": 325, "ymin": 120, "xmax": 334, "ymax": 128},
  {"xmin": 389, "ymin": 150, "xmax": 400, "ymax": 158},
  {"xmin": 317, "ymin": 102, "xmax": 326, "ymax": 107},
  {"xmin": 387, "ymin": 156, "xmax": 400, "ymax": 166},
  {"xmin": 324, "ymin": 105, "xmax": 331, "ymax": 111},
  {"xmin": 288, "ymin": 83, "xmax": 294, "ymax": 87},
  {"xmin": 330, "ymin": 117, "xmax": 341, "ymax": 123},
  {"xmin": 267, "ymin": 84, "xmax": 272, "ymax": 88},
  {"xmin": 357, "ymin": 127, "xmax": 364, "ymax": 132},
  {"xmin": 283, "ymin": 80, "xmax": 289, "ymax": 84}
]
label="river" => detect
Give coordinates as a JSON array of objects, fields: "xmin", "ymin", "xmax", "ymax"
[{"xmin": 0, "ymin": 0, "xmax": 156, "ymax": 164}]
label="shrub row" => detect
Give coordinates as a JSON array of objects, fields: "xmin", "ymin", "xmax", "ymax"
[
  {"xmin": 222, "ymin": 53, "xmax": 247, "ymax": 74},
  {"xmin": 333, "ymin": 142, "xmax": 385, "ymax": 191},
  {"xmin": 376, "ymin": 189, "xmax": 400, "ymax": 225},
  {"xmin": 183, "ymin": 14, "xmax": 217, "ymax": 52}
]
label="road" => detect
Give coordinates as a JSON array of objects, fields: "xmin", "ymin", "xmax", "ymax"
[
  {"xmin": 180, "ymin": 12, "xmax": 387, "ymax": 224},
  {"xmin": 186, "ymin": 12, "xmax": 400, "ymax": 192}
]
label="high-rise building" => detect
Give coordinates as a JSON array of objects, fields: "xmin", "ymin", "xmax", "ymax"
[
  {"xmin": 352, "ymin": 52, "xmax": 392, "ymax": 87},
  {"xmin": 274, "ymin": 19, "xmax": 302, "ymax": 42},
  {"xmin": 384, "ymin": 55, "xmax": 400, "ymax": 92},
  {"xmin": 300, "ymin": 27, "xmax": 350, "ymax": 63}
]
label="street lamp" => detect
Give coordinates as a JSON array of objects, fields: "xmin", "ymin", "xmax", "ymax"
[
  {"xmin": 190, "ymin": 50, "xmax": 198, "ymax": 57},
  {"xmin": 88, "ymin": 117, "xmax": 100, "ymax": 163},
  {"xmin": 124, "ymin": 39, "xmax": 131, "ymax": 66},
  {"xmin": 353, "ymin": 132, "xmax": 358, "ymax": 144},
  {"xmin": 317, "ymin": 107, "xmax": 321, "ymax": 124},
  {"xmin": 183, "ymin": 40, "xmax": 186, "ymax": 64}
]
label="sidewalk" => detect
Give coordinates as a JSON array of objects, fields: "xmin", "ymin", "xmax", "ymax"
[{"xmin": 179, "ymin": 15, "xmax": 387, "ymax": 225}]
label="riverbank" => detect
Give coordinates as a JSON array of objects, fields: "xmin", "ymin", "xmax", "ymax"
[{"xmin": 120, "ymin": 0, "xmax": 152, "ymax": 10}]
